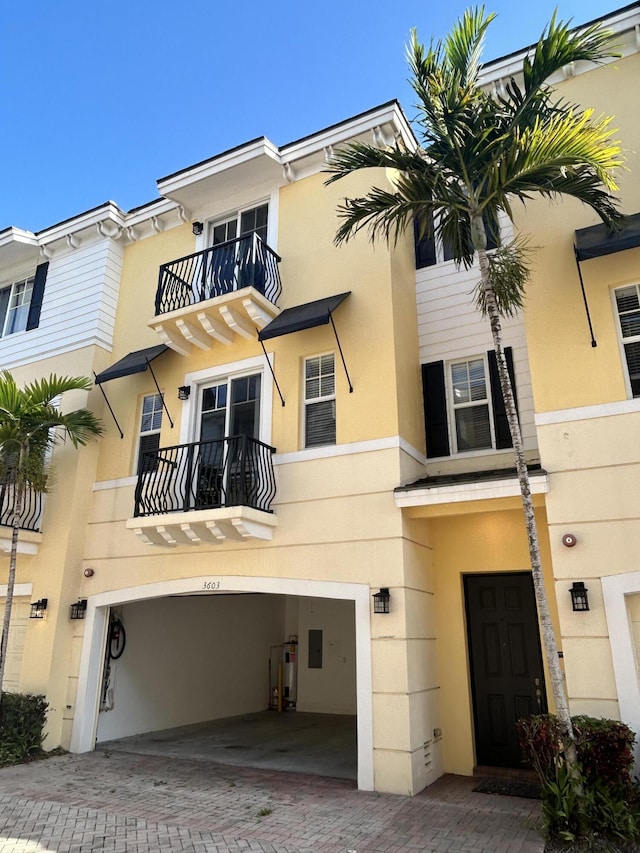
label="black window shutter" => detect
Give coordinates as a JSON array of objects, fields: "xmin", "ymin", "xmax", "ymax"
[
  {"xmin": 137, "ymin": 432, "xmax": 161, "ymax": 474},
  {"xmin": 422, "ymin": 361, "xmax": 450, "ymax": 457},
  {"xmin": 414, "ymin": 216, "xmax": 436, "ymax": 269},
  {"xmin": 487, "ymin": 347, "xmax": 518, "ymax": 449},
  {"xmin": 26, "ymin": 262, "xmax": 49, "ymax": 331}
]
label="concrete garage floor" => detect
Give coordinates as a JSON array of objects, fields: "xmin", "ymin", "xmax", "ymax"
[{"xmin": 97, "ymin": 710, "xmax": 357, "ymax": 780}]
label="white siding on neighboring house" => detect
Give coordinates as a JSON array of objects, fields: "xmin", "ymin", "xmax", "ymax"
[
  {"xmin": 416, "ymin": 258, "xmax": 538, "ymax": 467},
  {"xmin": 0, "ymin": 239, "xmax": 123, "ymax": 369}
]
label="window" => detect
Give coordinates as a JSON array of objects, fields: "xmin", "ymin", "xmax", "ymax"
[
  {"xmin": 137, "ymin": 393, "xmax": 163, "ymax": 474},
  {"xmin": 0, "ymin": 263, "xmax": 48, "ymax": 338},
  {"xmin": 209, "ymin": 203, "xmax": 268, "ymax": 247},
  {"xmin": 199, "ymin": 374, "xmax": 261, "ymax": 442},
  {"xmin": 414, "ymin": 212, "xmax": 499, "ymax": 269},
  {"xmin": 450, "ymin": 358, "xmax": 493, "ymax": 451},
  {"xmin": 615, "ymin": 285, "xmax": 640, "ymax": 397},
  {"xmin": 304, "ymin": 354, "xmax": 336, "ymax": 448},
  {"xmin": 422, "ymin": 348, "xmax": 518, "ymax": 457}
]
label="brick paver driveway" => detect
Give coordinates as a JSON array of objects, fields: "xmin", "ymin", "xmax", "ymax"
[{"xmin": 0, "ymin": 750, "xmax": 544, "ymax": 852}]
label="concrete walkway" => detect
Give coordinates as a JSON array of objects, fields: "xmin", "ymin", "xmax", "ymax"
[{"xmin": 0, "ymin": 750, "xmax": 544, "ymax": 852}]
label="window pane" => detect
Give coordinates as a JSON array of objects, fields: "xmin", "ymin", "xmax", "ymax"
[
  {"xmin": 616, "ymin": 286, "xmax": 640, "ymax": 313},
  {"xmin": 140, "ymin": 394, "xmax": 163, "ymax": 433},
  {"xmin": 455, "ymin": 405, "xmax": 492, "ymax": 451},
  {"xmin": 305, "ymin": 400, "xmax": 336, "ymax": 448},
  {"xmin": 451, "ymin": 359, "xmax": 486, "ymax": 405},
  {"xmin": 306, "ymin": 358, "xmax": 320, "ymax": 379},
  {"xmin": 451, "ymin": 362, "xmax": 470, "ymax": 403},
  {"xmin": 306, "ymin": 377, "xmax": 320, "ymax": 399}
]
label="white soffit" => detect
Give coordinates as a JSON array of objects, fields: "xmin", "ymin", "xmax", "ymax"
[
  {"xmin": 0, "ymin": 227, "xmax": 40, "ymax": 268},
  {"xmin": 394, "ymin": 472, "xmax": 549, "ymax": 507},
  {"xmin": 158, "ymin": 139, "xmax": 284, "ymax": 211}
]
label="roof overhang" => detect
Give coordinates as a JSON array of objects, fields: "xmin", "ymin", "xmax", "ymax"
[
  {"xmin": 0, "ymin": 227, "xmax": 40, "ymax": 268},
  {"xmin": 575, "ymin": 212, "xmax": 640, "ymax": 261}
]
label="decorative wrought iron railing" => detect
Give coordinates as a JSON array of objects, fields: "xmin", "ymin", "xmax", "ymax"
[
  {"xmin": 155, "ymin": 234, "xmax": 282, "ymax": 315},
  {"xmin": 0, "ymin": 482, "xmax": 44, "ymax": 532},
  {"xmin": 134, "ymin": 435, "xmax": 277, "ymax": 518}
]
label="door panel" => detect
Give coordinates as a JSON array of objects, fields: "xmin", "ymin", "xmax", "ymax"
[{"xmin": 465, "ymin": 573, "xmax": 546, "ymax": 767}]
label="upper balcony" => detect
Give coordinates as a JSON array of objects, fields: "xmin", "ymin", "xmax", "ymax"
[
  {"xmin": 126, "ymin": 434, "xmax": 277, "ymax": 546},
  {"xmin": 0, "ymin": 482, "xmax": 44, "ymax": 554},
  {"xmin": 150, "ymin": 234, "xmax": 282, "ymax": 355}
]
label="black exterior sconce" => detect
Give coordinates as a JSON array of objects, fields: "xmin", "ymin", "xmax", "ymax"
[
  {"xmin": 70, "ymin": 599, "xmax": 88, "ymax": 620},
  {"xmin": 373, "ymin": 588, "xmax": 391, "ymax": 614},
  {"xmin": 570, "ymin": 582, "xmax": 589, "ymax": 612},
  {"xmin": 192, "ymin": 221, "xmax": 203, "ymax": 236},
  {"xmin": 30, "ymin": 598, "xmax": 48, "ymax": 619},
  {"xmin": 178, "ymin": 385, "xmax": 191, "ymax": 401}
]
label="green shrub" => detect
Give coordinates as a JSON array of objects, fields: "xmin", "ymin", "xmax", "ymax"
[
  {"xmin": 0, "ymin": 693, "xmax": 48, "ymax": 766},
  {"xmin": 518, "ymin": 714, "xmax": 640, "ymax": 848}
]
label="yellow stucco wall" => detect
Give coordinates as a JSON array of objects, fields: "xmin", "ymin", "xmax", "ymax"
[{"xmin": 516, "ymin": 53, "xmax": 640, "ymax": 413}]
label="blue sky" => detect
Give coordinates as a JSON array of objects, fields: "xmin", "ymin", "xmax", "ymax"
[{"xmin": 0, "ymin": 0, "xmax": 625, "ymax": 232}]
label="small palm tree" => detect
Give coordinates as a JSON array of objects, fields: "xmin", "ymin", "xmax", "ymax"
[
  {"xmin": 0, "ymin": 372, "xmax": 103, "ymax": 699},
  {"xmin": 326, "ymin": 8, "xmax": 625, "ymax": 781}
]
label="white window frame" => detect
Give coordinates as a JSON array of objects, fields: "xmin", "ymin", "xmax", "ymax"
[
  {"xmin": 134, "ymin": 393, "xmax": 164, "ymax": 474},
  {"xmin": 303, "ymin": 352, "xmax": 336, "ymax": 450},
  {"xmin": 178, "ymin": 355, "xmax": 273, "ymax": 447},
  {"xmin": 613, "ymin": 283, "xmax": 640, "ymax": 399},
  {"xmin": 193, "ymin": 194, "xmax": 278, "ymax": 254},
  {"xmin": 446, "ymin": 354, "xmax": 497, "ymax": 455},
  {"xmin": 0, "ymin": 276, "xmax": 35, "ymax": 338}
]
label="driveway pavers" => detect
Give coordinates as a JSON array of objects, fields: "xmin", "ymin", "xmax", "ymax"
[{"xmin": 0, "ymin": 751, "xmax": 544, "ymax": 852}]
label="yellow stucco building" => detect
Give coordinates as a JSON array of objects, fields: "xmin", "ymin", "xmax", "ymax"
[{"xmin": 0, "ymin": 4, "xmax": 638, "ymax": 797}]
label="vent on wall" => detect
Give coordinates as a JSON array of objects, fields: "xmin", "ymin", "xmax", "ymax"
[{"xmin": 423, "ymin": 739, "xmax": 433, "ymax": 772}]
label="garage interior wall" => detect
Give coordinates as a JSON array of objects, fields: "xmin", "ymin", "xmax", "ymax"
[
  {"xmin": 96, "ymin": 592, "xmax": 358, "ymax": 744},
  {"xmin": 96, "ymin": 594, "xmax": 286, "ymax": 742}
]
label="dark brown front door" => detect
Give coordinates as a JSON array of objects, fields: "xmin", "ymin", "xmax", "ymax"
[{"xmin": 465, "ymin": 572, "xmax": 547, "ymax": 768}]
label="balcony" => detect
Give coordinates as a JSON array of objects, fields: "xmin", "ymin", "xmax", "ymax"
[
  {"xmin": 150, "ymin": 234, "xmax": 282, "ymax": 355},
  {"xmin": 0, "ymin": 483, "xmax": 44, "ymax": 554},
  {"xmin": 126, "ymin": 435, "xmax": 277, "ymax": 546}
]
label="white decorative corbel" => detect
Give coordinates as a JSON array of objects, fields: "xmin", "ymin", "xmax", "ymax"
[
  {"xmin": 66, "ymin": 233, "xmax": 79, "ymax": 250},
  {"xmin": 125, "ymin": 225, "xmax": 138, "ymax": 243},
  {"xmin": 176, "ymin": 204, "xmax": 190, "ymax": 223},
  {"xmin": 39, "ymin": 244, "xmax": 55, "ymax": 260},
  {"xmin": 96, "ymin": 220, "xmax": 123, "ymax": 240},
  {"xmin": 282, "ymin": 162, "xmax": 295, "ymax": 183},
  {"xmin": 562, "ymin": 62, "xmax": 575, "ymax": 79},
  {"xmin": 324, "ymin": 145, "xmax": 334, "ymax": 163},
  {"xmin": 150, "ymin": 216, "xmax": 164, "ymax": 234},
  {"xmin": 635, "ymin": 23, "xmax": 640, "ymax": 48}
]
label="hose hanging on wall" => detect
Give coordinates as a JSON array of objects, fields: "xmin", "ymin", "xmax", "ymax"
[{"xmin": 108, "ymin": 616, "xmax": 126, "ymax": 660}]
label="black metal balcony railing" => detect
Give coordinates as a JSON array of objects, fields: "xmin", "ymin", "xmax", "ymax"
[
  {"xmin": 155, "ymin": 234, "xmax": 282, "ymax": 316},
  {"xmin": 134, "ymin": 435, "xmax": 276, "ymax": 518},
  {"xmin": 0, "ymin": 482, "xmax": 44, "ymax": 532}
]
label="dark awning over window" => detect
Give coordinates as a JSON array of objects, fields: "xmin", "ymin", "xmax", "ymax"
[
  {"xmin": 575, "ymin": 212, "xmax": 640, "ymax": 261},
  {"xmin": 259, "ymin": 292, "xmax": 350, "ymax": 341},
  {"xmin": 95, "ymin": 344, "xmax": 169, "ymax": 384}
]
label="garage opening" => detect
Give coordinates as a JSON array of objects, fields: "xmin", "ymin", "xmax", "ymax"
[{"xmin": 94, "ymin": 592, "xmax": 357, "ymax": 780}]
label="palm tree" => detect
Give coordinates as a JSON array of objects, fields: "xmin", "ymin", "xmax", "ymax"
[
  {"xmin": 326, "ymin": 8, "xmax": 624, "ymax": 780},
  {"xmin": 0, "ymin": 372, "xmax": 103, "ymax": 699}
]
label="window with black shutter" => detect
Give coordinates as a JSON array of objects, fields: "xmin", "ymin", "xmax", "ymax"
[
  {"xmin": 421, "ymin": 347, "xmax": 518, "ymax": 456},
  {"xmin": 136, "ymin": 394, "xmax": 163, "ymax": 474}
]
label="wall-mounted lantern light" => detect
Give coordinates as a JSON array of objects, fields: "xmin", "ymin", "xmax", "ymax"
[
  {"xmin": 373, "ymin": 588, "xmax": 391, "ymax": 614},
  {"xmin": 570, "ymin": 582, "xmax": 589, "ymax": 612},
  {"xmin": 178, "ymin": 385, "xmax": 191, "ymax": 401},
  {"xmin": 70, "ymin": 599, "xmax": 88, "ymax": 620},
  {"xmin": 30, "ymin": 598, "xmax": 48, "ymax": 619},
  {"xmin": 192, "ymin": 221, "xmax": 204, "ymax": 236}
]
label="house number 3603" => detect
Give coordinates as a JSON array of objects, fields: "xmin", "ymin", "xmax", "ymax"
[{"xmin": 202, "ymin": 581, "xmax": 221, "ymax": 590}]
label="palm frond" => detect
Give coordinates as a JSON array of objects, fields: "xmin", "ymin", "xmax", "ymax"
[
  {"xmin": 522, "ymin": 13, "xmax": 618, "ymax": 97},
  {"xmin": 474, "ymin": 238, "xmax": 533, "ymax": 317}
]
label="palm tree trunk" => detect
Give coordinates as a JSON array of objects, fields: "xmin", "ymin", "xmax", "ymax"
[
  {"xmin": 0, "ymin": 475, "xmax": 23, "ymax": 702},
  {"xmin": 477, "ymin": 247, "xmax": 581, "ymax": 780}
]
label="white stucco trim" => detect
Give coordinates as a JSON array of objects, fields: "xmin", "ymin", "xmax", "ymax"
[
  {"xmin": 93, "ymin": 476, "xmax": 137, "ymax": 491},
  {"xmin": 395, "ymin": 472, "xmax": 549, "ymax": 507},
  {"xmin": 70, "ymin": 575, "xmax": 374, "ymax": 791},
  {"xmin": 601, "ymin": 571, "xmax": 640, "ymax": 768},
  {"xmin": 0, "ymin": 583, "xmax": 33, "ymax": 598},
  {"xmin": 535, "ymin": 398, "xmax": 640, "ymax": 426},
  {"xmin": 274, "ymin": 435, "xmax": 426, "ymax": 466}
]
